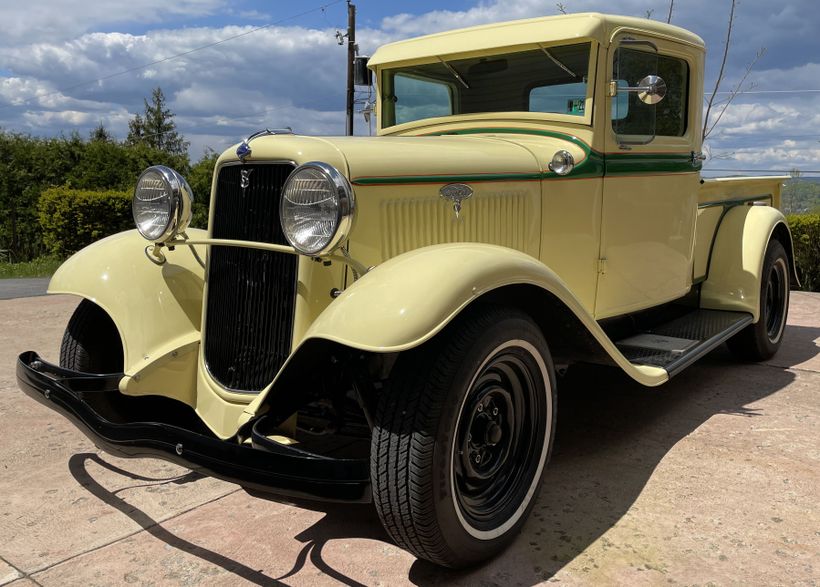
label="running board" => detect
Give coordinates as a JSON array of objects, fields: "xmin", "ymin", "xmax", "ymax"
[{"xmin": 615, "ymin": 309, "xmax": 753, "ymax": 377}]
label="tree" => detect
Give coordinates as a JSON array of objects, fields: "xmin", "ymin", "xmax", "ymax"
[
  {"xmin": 89, "ymin": 122, "xmax": 113, "ymax": 143},
  {"xmin": 662, "ymin": 0, "xmax": 766, "ymax": 143},
  {"xmin": 187, "ymin": 149, "xmax": 219, "ymax": 229},
  {"xmin": 127, "ymin": 87, "xmax": 189, "ymax": 156}
]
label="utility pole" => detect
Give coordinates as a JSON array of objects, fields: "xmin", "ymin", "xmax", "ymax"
[{"xmin": 346, "ymin": 1, "xmax": 356, "ymax": 136}]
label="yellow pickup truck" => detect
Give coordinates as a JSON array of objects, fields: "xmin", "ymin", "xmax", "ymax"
[{"xmin": 18, "ymin": 12, "xmax": 796, "ymax": 567}]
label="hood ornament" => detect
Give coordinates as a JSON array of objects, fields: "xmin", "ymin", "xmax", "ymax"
[
  {"xmin": 236, "ymin": 127, "xmax": 294, "ymax": 162},
  {"xmin": 439, "ymin": 183, "xmax": 473, "ymax": 219}
]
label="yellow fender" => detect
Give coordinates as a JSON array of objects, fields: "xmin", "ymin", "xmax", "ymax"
[
  {"xmin": 700, "ymin": 205, "xmax": 794, "ymax": 321},
  {"xmin": 48, "ymin": 229, "xmax": 207, "ymax": 405},
  {"xmin": 306, "ymin": 243, "xmax": 667, "ymax": 385},
  {"xmin": 243, "ymin": 242, "xmax": 667, "ymax": 423}
]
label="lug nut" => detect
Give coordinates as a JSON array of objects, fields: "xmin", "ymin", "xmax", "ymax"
[
  {"xmin": 492, "ymin": 407, "xmax": 499, "ymax": 416},
  {"xmin": 475, "ymin": 454, "xmax": 481, "ymax": 464},
  {"xmin": 477, "ymin": 404, "xmax": 483, "ymax": 412}
]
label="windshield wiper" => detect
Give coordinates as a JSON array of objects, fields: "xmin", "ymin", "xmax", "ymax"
[
  {"xmin": 537, "ymin": 44, "xmax": 579, "ymax": 79},
  {"xmin": 437, "ymin": 57, "xmax": 470, "ymax": 89}
]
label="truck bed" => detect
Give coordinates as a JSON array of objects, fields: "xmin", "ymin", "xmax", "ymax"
[{"xmin": 693, "ymin": 175, "xmax": 789, "ymax": 282}]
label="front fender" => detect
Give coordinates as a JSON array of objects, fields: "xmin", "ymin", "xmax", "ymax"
[
  {"xmin": 48, "ymin": 229, "xmax": 206, "ymax": 399},
  {"xmin": 700, "ymin": 206, "xmax": 794, "ymax": 321},
  {"xmin": 304, "ymin": 243, "xmax": 668, "ymax": 384}
]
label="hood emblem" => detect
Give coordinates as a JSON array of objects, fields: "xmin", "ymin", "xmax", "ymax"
[
  {"xmin": 240, "ymin": 168, "xmax": 254, "ymax": 189},
  {"xmin": 235, "ymin": 127, "xmax": 294, "ymax": 162},
  {"xmin": 439, "ymin": 183, "xmax": 473, "ymax": 219},
  {"xmin": 236, "ymin": 141, "xmax": 252, "ymax": 162}
]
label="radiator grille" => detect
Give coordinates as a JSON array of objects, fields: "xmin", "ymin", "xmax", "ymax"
[{"xmin": 204, "ymin": 162, "xmax": 297, "ymax": 393}]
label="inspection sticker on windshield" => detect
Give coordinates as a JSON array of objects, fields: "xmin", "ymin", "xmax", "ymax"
[{"xmin": 567, "ymin": 99, "xmax": 585, "ymax": 115}]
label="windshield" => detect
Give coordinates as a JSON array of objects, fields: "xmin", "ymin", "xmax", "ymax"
[{"xmin": 381, "ymin": 42, "xmax": 592, "ymax": 129}]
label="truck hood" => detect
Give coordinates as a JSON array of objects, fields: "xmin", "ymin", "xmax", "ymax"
[{"xmin": 217, "ymin": 130, "xmax": 595, "ymax": 184}]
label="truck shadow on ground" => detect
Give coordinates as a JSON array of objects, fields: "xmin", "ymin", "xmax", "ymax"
[
  {"xmin": 407, "ymin": 344, "xmax": 803, "ymax": 585},
  {"xmin": 68, "ymin": 453, "xmax": 383, "ymax": 586},
  {"xmin": 67, "ymin": 333, "xmax": 810, "ymax": 586}
]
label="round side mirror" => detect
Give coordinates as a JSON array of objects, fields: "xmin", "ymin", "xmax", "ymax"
[{"xmin": 637, "ymin": 75, "xmax": 667, "ymax": 104}]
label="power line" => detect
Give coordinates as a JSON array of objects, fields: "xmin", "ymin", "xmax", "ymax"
[
  {"xmin": 707, "ymin": 89, "xmax": 820, "ymax": 95},
  {"xmin": 0, "ymin": 0, "xmax": 345, "ymax": 113},
  {"xmin": 704, "ymin": 168, "xmax": 820, "ymax": 174}
]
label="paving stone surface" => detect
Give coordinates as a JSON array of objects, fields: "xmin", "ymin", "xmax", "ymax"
[{"xmin": 1, "ymin": 293, "xmax": 817, "ymax": 586}]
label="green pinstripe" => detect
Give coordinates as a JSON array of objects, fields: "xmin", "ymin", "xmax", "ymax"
[{"xmin": 351, "ymin": 128, "xmax": 700, "ymax": 185}]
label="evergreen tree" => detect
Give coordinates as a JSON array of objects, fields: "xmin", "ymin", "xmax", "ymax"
[
  {"xmin": 126, "ymin": 87, "xmax": 189, "ymax": 156},
  {"xmin": 89, "ymin": 122, "xmax": 113, "ymax": 142}
]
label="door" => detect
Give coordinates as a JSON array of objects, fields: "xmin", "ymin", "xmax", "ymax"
[{"xmin": 595, "ymin": 36, "xmax": 701, "ymax": 319}]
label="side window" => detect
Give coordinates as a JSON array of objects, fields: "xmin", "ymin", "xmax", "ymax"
[
  {"xmin": 393, "ymin": 74, "xmax": 452, "ymax": 126},
  {"xmin": 612, "ymin": 47, "xmax": 689, "ymax": 137}
]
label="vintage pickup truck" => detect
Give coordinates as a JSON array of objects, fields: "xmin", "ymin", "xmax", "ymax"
[{"xmin": 18, "ymin": 13, "xmax": 796, "ymax": 567}]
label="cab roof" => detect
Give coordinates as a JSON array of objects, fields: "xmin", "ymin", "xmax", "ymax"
[{"xmin": 368, "ymin": 12, "xmax": 705, "ymax": 68}]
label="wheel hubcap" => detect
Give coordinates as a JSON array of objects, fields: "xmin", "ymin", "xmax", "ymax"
[{"xmin": 461, "ymin": 388, "xmax": 513, "ymax": 480}]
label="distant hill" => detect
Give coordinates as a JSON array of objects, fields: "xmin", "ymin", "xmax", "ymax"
[{"xmin": 783, "ymin": 177, "xmax": 820, "ymax": 215}]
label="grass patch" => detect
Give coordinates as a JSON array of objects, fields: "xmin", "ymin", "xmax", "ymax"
[{"xmin": 0, "ymin": 257, "xmax": 62, "ymax": 279}]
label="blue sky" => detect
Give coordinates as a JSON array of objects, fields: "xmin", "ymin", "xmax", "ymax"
[{"xmin": 1, "ymin": 0, "xmax": 818, "ymax": 174}]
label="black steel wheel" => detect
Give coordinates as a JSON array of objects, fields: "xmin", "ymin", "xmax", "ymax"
[
  {"xmin": 727, "ymin": 239, "xmax": 790, "ymax": 361},
  {"xmin": 371, "ymin": 305, "xmax": 556, "ymax": 568}
]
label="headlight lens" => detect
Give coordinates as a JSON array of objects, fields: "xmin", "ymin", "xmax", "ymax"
[
  {"xmin": 548, "ymin": 150, "xmax": 575, "ymax": 176},
  {"xmin": 132, "ymin": 165, "xmax": 193, "ymax": 243},
  {"xmin": 280, "ymin": 162, "xmax": 355, "ymax": 255}
]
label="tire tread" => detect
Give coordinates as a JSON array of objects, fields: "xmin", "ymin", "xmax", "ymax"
[{"xmin": 371, "ymin": 306, "xmax": 534, "ymax": 567}]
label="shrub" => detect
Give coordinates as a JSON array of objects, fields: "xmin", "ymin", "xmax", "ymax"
[
  {"xmin": 787, "ymin": 214, "xmax": 820, "ymax": 292},
  {"xmin": 38, "ymin": 186, "xmax": 132, "ymax": 257}
]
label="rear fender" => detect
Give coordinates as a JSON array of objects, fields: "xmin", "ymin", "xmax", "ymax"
[
  {"xmin": 701, "ymin": 206, "xmax": 796, "ymax": 321},
  {"xmin": 48, "ymin": 229, "xmax": 206, "ymax": 405}
]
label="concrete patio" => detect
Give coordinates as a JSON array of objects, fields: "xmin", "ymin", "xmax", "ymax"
[{"xmin": 1, "ymin": 292, "xmax": 817, "ymax": 586}]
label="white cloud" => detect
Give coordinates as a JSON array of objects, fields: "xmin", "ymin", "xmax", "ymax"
[
  {"xmin": 22, "ymin": 109, "xmax": 94, "ymax": 127},
  {"xmin": 0, "ymin": 0, "xmax": 226, "ymax": 44},
  {"xmin": 0, "ymin": 0, "xmax": 817, "ymax": 173},
  {"xmin": 730, "ymin": 142, "xmax": 820, "ymax": 167}
]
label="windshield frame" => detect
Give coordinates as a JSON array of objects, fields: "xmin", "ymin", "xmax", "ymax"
[{"xmin": 377, "ymin": 39, "xmax": 598, "ymax": 133}]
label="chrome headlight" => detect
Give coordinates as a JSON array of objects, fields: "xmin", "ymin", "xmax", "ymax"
[
  {"xmin": 280, "ymin": 162, "xmax": 355, "ymax": 255},
  {"xmin": 548, "ymin": 150, "xmax": 575, "ymax": 176},
  {"xmin": 132, "ymin": 165, "xmax": 193, "ymax": 243}
]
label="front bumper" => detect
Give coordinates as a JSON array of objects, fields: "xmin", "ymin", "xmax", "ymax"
[{"xmin": 16, "ymin": 351, "xmax": 371, "ymax": 503}]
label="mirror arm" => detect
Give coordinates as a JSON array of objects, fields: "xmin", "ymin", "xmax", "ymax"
[{"xmin": 618, "ymin": 84, "xmax": 658, "ymax": 94}]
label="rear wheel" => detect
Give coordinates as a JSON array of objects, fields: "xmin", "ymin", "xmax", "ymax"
[
  {"xmin": 727, "ymin": 239, "xmax": 790, "ymax": 361},
  {"xmin": 371, "ymin": 306, "xmax": 556, "ymax": 568}
]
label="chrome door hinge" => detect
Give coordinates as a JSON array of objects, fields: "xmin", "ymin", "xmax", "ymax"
[{"xmin": 691, "ymin": 151, "xmax": 706, "ymax": 167}]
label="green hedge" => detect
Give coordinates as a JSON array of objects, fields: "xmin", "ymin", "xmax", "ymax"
[
  {"xmin": 38, "ymin": 187, "xmax": 132, "ymax": 257},
  {"xmin": 787, "ymin": 214, "xmax": 820, "ymax": 292}
]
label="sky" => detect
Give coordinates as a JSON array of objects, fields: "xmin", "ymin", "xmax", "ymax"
[{"xmin": 1, "ymin": 0, "xmax": 818, "ymax": 175}]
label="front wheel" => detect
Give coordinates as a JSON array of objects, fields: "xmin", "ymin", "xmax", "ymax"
[
  {"xmin": 371, "ymin": 306, "xmax": 556, "ymax": 568},
  {"xmin": 727, "ymin": 238, "xmax": 790, "ymax": 361}
]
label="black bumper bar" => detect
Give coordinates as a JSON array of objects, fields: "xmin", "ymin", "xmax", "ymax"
[{"xmin": 16, "ymin": 352, "xmax": 371, "ymax": 503}]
